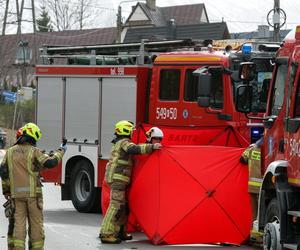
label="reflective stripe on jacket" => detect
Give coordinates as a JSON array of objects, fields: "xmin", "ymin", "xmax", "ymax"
[
  {"xmin": 105, "ymin": 138, "xmax": 153, "ymax": 185},
  {"xmin": 248, "ymin": 147, "xmax": 262, "ymax": 194},
  {"xmin": 1, "ymin": 143, "xmax": 64, "ymax": 198}
]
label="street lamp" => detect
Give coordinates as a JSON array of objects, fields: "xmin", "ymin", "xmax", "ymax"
[{"xmin": 16, "ymin": 40, "xmax": 31, "ymax": 87}]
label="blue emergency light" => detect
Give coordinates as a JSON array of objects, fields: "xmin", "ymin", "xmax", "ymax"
[
  {"xmin": 251, "ymin": 127, "xmax": 264, "ymax": 143},
  {"xmin": 242, "ymin": 44, "xmax": 252, "ymax": 54}
]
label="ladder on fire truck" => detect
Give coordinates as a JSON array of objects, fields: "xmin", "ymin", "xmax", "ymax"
[
  {"xmin": 39, "ymin": 39, "xmax": 209, "ymax": 65},
  {"xmin": 39, "ymin": 38, "xmax": 280, "ymax": 66}
]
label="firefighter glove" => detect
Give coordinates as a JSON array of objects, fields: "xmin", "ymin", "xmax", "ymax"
[
  {"xmin": 60, "ymin": 143, "xmax": 67, "ymax": 152},
  {"xmin": 152, "ymin": 143, "xmax": 162, "ymax": 150},
  {"xmin": 3, "ymin": 199, "xmax": 15, "ymax": 218}
]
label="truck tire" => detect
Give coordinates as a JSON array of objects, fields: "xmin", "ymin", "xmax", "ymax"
[
  {"xmin": 70, "ymin": 160, "xmax": 101, "ymax": 213},
  {"xmin": 263, "ymin": 198, "xmax": 281, "ymax": 250}
]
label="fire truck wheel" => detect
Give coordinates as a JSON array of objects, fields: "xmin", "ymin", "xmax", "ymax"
[
  {"xmin": 70, "ymin": 160, "xmax": 101, "ymax": 213},
  {"xmin": 263, "ymin": 198, "xmax": 281, "ymax": 250}
]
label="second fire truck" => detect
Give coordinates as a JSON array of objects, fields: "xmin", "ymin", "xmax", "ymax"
[{"xmin": 236, "ymin": 26, "xmax": 300, "ymax": 249}]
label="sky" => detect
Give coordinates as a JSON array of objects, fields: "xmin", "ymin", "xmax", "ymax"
[{"xmin": 3, "ymin": 0, "xmax": 300, "ymax": 34}]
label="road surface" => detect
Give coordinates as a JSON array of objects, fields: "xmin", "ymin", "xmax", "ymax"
[{"xmin": 0, "ymin": 184, "xmax": 256, "ymax": 250}]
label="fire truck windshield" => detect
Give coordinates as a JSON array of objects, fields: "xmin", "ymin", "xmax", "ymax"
[{"xmin": 232, "ymin": 59, "xmax": 274, "ymax": 113}]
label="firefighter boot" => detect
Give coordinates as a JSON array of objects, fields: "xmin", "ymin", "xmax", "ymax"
[
  {"xmin": 249, "ymin": 229, "xmax": 263, "ymax": 247},
  {"xmin": 118, "ymin": 225, "xmax": 133, "ymax": 241},
  {"xmin": 99, "ymin": 234, "xmax": 122, "ymax": 244}
]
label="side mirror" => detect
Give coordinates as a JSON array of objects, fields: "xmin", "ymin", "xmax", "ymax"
[
  {"xmin": 238, "ymin": 62, "xmax": 256, "ymax": 82},
  {"xmin": 197, "ymin": 74, "xmax": 212, "ymax": 107},
  {"xmin": 235, "ymin": 85, "xmax": 253, "ymax": 113}
]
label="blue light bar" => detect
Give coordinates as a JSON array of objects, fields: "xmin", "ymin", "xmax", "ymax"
[{"xmin": 242, "ymin": 44, "xmax": 252, "ymax": 54}]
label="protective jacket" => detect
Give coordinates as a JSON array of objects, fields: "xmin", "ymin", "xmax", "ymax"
[
  {"xmin": 105, "ymin": 137, "xmax": 153, "ymax": 185},
  {"xmin": 0, "ymin": 143, "xmax": 64, "ymax": 198},
  {"xmin": 241, "ymin": 144, "xmax": 262, "ymax": 194}
]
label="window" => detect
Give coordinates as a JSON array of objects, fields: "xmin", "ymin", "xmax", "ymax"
[
  {"xmin": 294, "ymin": 76, "xmax": 300, "ymax": 117},
  {"xmin": 287, "ymin": 63, "xmax": 298, "ymax": 116},
  {"xmin": 210, "ymin": 71, "xmax": 224, "ymax": 109},
  {"xmin": 159, "ymin": 69, "xmax": 180, "ymax": 100},
  {"xmin": 184, "ymin": 69, "xmax": 198, "ymax": 101},
  {"xmin": 270, "ymin": 64, "xmax": 288, "ymax": 116},
  {"xmin": 184, "ymin": 68, "xmax": 223, "ymax": 109}
]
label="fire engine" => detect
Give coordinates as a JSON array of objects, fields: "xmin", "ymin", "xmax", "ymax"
[
  {"xmin": 235, "ymin": 26, "xmax": 300, "ymax": 249},
  {"xmin": 35, "ymin": 39, "xmax": 278, "ymax": 213}
]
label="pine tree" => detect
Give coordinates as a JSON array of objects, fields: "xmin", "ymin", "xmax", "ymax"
[{"xmin": 37, "ymin": 6, "xmax": 52, "ymax": 32}]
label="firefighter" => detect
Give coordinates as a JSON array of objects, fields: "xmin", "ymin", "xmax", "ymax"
[
  {"xmin": 0, "ymin": 122, "xmax": 67, "ymax": 250},
  {"xmin": 5, "ymin": 127, "xmax": 24, "ymax": 250},
  {"xmin": 146, "ymin": 127, "xmax": 164, "ymax": 144},
  {"xmin": 100, "ymin": 120, "xmax": 162, "ymax": 244},
  {"xmin": 240, "ymin": 137, "xmax": 263, "ymax": 243}
]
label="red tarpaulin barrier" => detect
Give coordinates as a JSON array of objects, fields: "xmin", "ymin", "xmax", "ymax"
[
  {"xmin": 129, "ymin": 146, "xmax": 251, "ymax": 245},
  {"xmin": 101, "ymin": 125, "xmax": 251, "ymax": 239}
]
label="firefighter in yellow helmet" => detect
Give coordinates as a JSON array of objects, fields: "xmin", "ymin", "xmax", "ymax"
[
  {"xmin": 4, "ymin": 127, "xmax": 25, "ymax": 250},
  {"xmin": 240, "ymin": 137, "xmax": 263, "ymax": 244},
  {"xmin": 0, "ymin": 122, "xmax": 67, "ymax": 250},
  {"xmin": 100, "ymin": 120, "xmax": 162, "ymax": 244}
]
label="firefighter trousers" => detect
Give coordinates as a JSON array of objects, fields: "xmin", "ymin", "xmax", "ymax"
[
  {"xmin": 12, "ymin": 197, "xmax": 44, "ymax": 250},
  {"xmin": 100, "ymin": 182, "xmax": 128, "ymax": 237},
  {"xmin": 8, "ymin": 217, "xmax": 14, "ymax": 250},
  {"xmin": 8, "ymin": 217, "xmax": 32, "ymax": 250},
  {"xmin": 250, "ymin": 193, "xmax": 259, "ymax": 222}
]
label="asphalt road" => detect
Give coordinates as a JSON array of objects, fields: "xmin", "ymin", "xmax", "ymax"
[{"xmin": 0, "ymin": 184, "xmax": 256, "ymax": 250}]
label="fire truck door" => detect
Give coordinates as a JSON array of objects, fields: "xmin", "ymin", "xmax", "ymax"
[
  {"xmin": 100, "ymin": 77, "xmax": 137, "ymax": 159},
  {"xmin": 36, "ymin": 77, "xmax": 64, "ymax": 152},
  {"xmin": 286, "ymin": 65, "xmax": 300, "ymax": 184},
  {"xmin": 264, "ymin": 62, "xmax": 289, "ymax": 168}
]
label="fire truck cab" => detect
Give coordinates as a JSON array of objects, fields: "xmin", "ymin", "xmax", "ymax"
[
  {"xmin": 36, "ymin": 40, "xmax": 277, "ymax": 213},
  {"xmin": 236, "ymin": 26, "xmax": 300, "ymax": 249}
]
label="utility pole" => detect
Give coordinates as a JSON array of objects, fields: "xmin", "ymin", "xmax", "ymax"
[
  {"xmin": 2, "ymin": 0, "xmax": 10, "ymax": 35},
  {"xmin": 116, "ymin": 5, "xmax": 122, "ymax": 43},
  {"xmin": 267, "ymin": 0, "xmax": 286, "ymax": 42},
  {"xmin": 273, "ymin": 0, "xmax": 280, "ymax": 42}
]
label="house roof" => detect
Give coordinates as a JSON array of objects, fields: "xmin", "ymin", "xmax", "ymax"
[
  {"xmin": 162, "ymin": 3, "xmax": 207, "ymax": 25},
  {"xmin": 124, "ymin": 22, "xmax": 230, "ymax": 43},
  {"xmin": 125, "ymin": 3, "xmax": 207, "ymax": 27},
  {"xmin": 0, "ymin": 27, "xmax": 117, "ymax": 66}
]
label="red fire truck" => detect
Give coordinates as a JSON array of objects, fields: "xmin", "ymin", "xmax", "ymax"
[
  {"xmin": 35, "ymin": 39, "xmax": 277, "ymax": 213},
  {"xmin": 235, "ymin": 27, "xmax": 300, "ymax": 249}
]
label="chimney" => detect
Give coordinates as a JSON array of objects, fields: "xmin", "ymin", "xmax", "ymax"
[
  {"xmin": 146, "ymin": 0, "xmax": 156, "ymax": 10},
  {"xmin": 258, "ymin": 25, "xmax": 270, "ymax": 38},
  {"xmin": 167, "ymin": 19, "xmax": 176, "ymax": 40}
]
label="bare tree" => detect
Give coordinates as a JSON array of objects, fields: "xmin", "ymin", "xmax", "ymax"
[{"xmin": 45, "ymin": 0, "xmax": 95, "ymax": 31}]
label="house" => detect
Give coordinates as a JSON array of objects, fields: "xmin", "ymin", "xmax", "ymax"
[
  {"xmin": 231, "ymin": 25, "xmax": 290, "ymax": 41},
  {"xmin": 120, "ymin": 0, "xmax": 229, "ymax": 42}
]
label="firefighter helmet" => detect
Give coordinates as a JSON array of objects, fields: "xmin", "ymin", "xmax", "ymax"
[
  {"xmin": 115, "ymin": 120, "xmax": 134, "ymax": 136},
  {"xmin": 22, "ymin": 123, "xmax": 42, "ymax": 142},
  {"xmin": 146, "ymin": 127, "xmax": 164, "ymax": 141},
  {"xmin": 16, "ymin": 127, "xmax": 23, "ymax": 139}
]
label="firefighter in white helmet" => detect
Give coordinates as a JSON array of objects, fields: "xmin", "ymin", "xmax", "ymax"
[
  {"xmin": 100, "ymin": 120, "xmax": 162, "ymax": 244},
  {"xmin": 146, "ymin": 127, "xmax": 164, "ymax": 144}
]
